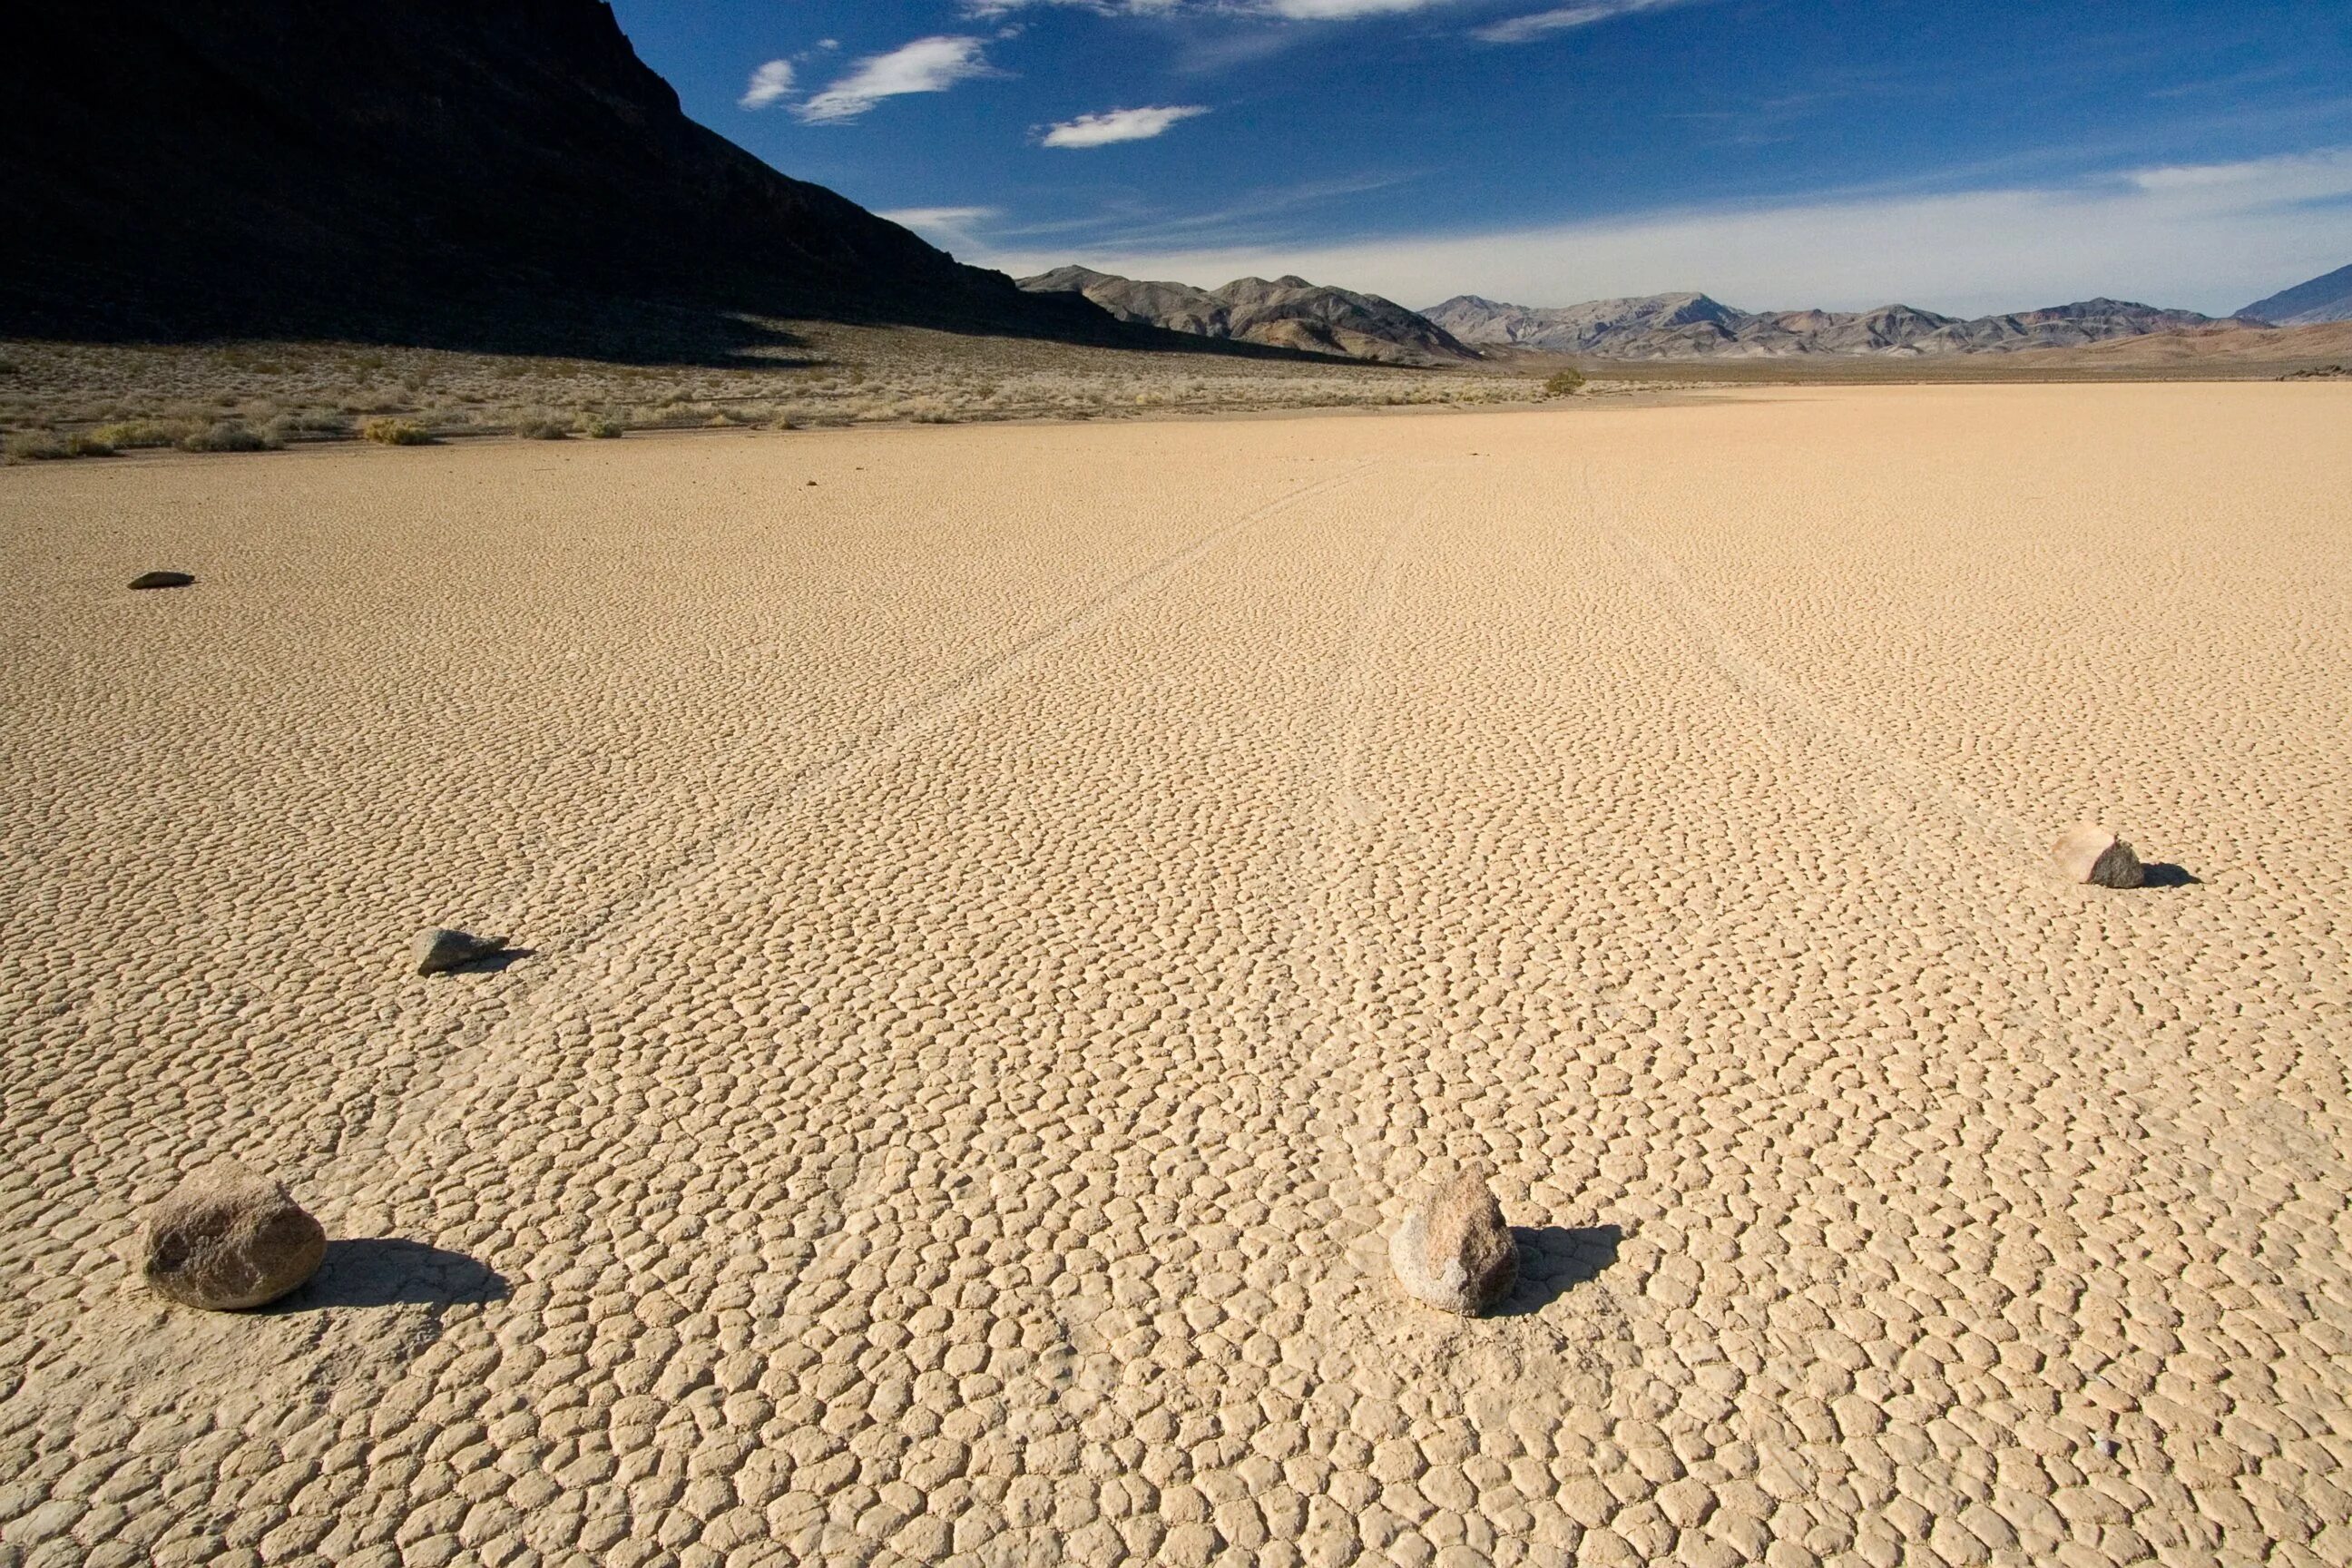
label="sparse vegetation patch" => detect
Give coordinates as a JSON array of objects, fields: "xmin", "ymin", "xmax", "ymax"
[
  {"xmin": 360, "ymin": 416, "xmax": 434, "ymax": 446},
  {"xmin": 5, "ymin": 429, "xmax": 114, "ymax": 462},
  {"xmin": 181, "ymin": 420, "xmax": 276, "ymax": 453}
]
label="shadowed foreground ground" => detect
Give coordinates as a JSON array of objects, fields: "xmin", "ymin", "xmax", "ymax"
[{"xmin": 1, "ymin": 385, "xmax": 2347, "ymax": 1566}]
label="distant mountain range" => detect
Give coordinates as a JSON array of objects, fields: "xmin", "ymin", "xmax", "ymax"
[
  {"xmin": 2239, "ymin": 263, "xmax": 2352, "ymax": 327},
  {"xmin": 0, "ymin": 0, "xmax": 1124, "ymax": 357},
  {"xmin": 1424, "ymin": 293, "xmax": 2264, "ymax": 359},
  {"xmin": 1018, "ymin": 267, "xmax": 1477, "ymax": 366},
  {"xmin": 1012, "ymin": 268, "xmax": 2279, "ymax": 366}
]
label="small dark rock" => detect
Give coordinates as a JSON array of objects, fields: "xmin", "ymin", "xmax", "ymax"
[
  {"xmin": 413, "ymin": 927, "xmax": 507, "ymax": 975},
  {"xmin": 2052, "ymin": 823, "xmax": 2146, "ymax": 888},
  {"xmin": 128, "ymin": 571, "xmax": 195, "ymax": 590}
]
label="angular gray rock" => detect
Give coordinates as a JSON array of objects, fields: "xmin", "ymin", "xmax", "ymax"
[
  {"xmin": 413, "ymin": 926, "xmax": 507, "ymax": 975},
  {"xmin": 1390, "ymin": 1165, "xmax": 1519, "ymax": 1316},
  {"xmin": 2052, "ymin": 824, "xmax": 2146, "ymax": 888},
  {"xmin": 127, "ymin": 571, "xmax": 194, "ymax": 590},
  {"xmin": 140, "ymin": 1160, "xmax": 327, "ymax": 1309}
]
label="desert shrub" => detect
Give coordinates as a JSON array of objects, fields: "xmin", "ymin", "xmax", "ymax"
[
  {"xmin": 1544, "ymin": 368, "xmax": 1586, "ymax": 397},
  {"xmin": 573, "ymin": 413, "xmax": 624, "ymax": 439},
  {"xmin": 361, "ymin": 417, "xmax": 433, "ymax": 446},
  {"xmin": 5, "ymin": 431, "xmax": 68, "ymax": 461},
  {"xmin": 181, "ymin": 420, "xmax": 275, "ymax": 453},
  {"xmin": 513, "ymin": 415, "xmax": 571, "ymax": 440},
  {"xmin": 5, "ymin": 430, "xmax": 113, "ymax": 460},
  {"xmin": 93, "ymin": 418, "xmax": 196, "ymax": 449}
]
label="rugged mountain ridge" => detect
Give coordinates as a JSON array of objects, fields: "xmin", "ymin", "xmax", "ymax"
[
  {"xmin": 1019, "ymin": 267, "xmax": 1477, "ymax": 366},
  {"xmin": 0, "ymin": 0, "xmax": 1120, "ymax": 355},
  {"xmin": 2239, "ymin": 263, "xmax": 2352, "ymax": 327},
  {"xmin": 1426, "ymin": 292, "xmax": 2261, "ymax": 359}
]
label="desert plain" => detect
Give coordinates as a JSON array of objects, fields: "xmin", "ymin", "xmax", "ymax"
[{"xmin": 2, "ymin": 382, "xmax": 2348, "ymax": 1567}]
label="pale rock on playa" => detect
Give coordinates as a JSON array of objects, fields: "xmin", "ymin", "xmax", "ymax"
[
  {"xmin": 2052, "ymin": 822, "xmax": 2146, "ymax": 887},
  {"xmin": 1390, "ymin": 1164, "xmax": 1520, "ymax": 1315},
  {"xmin": 412, "ymin": 926, "xmax": 506, "ymax": 975},
  {"xmin": 139, "ymin": 1160, "xmax": 327, "ymax": 1309}
]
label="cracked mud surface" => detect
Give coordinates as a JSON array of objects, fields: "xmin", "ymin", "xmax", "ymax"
[{"xmin": 3, "ymin": 384, "xmax": 2348, "ymax": 1565}]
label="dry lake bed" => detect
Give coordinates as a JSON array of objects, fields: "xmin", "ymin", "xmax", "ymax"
[{"xmin": 3, "ymin": 384, "xmax": 2347, "ymax": 1566}]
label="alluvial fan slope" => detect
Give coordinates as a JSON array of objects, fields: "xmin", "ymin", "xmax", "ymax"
[{"xmin": 2, "ymin": 386, "xmax": 2348, "ymax": 1566}]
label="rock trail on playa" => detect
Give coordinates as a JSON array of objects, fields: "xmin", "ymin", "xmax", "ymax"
[{"xmin": 2, "ymin": 384, "xmax": 2349, "ymax": 1565}]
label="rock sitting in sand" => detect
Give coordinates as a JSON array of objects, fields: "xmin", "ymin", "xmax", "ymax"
[
  {"xmin": 2052, "ymin": 824, "xmax": 2146, "ymax": 888},
  {"xmin": 413, "ymin": 926, "xmax": 506, "ymax": 975},
  {"xmin": 127, "ymin": 571, "xmax": 195, "ymax": 590},
  {"xmin": 141, "ymin": 1160, "xmax": 327, "ymax": 1310},
  {"xmin": 1390, "ymin": 1165, "xmax": 1519, "ymax": 1316}
]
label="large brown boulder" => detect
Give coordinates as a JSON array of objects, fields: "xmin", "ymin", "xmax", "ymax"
[
  {"xmin": 2052, "ymin": 824, "xmax": 2145, "ymax": 888},
  {"xmin": 1390, "ymin": 1165, "xmax": 1519, "ymax": 1316},
  {"xmin": 140, "ymin": 1160, "xmax": 327, "ymax": 1309}
]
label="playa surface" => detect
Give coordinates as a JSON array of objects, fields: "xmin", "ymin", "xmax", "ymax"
[{"xmin": 3, "ymin": 384, "xmax": 2347, "ymax": 1566}]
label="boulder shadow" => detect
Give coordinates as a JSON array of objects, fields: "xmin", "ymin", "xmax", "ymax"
[
  {"xmin": 1495, "ymin": 1223, "xmax": 1623, "ymax": 1317},
  {"xmin": 452, "ymin": 946, "xmax": 536, "ymax": 975},
  {"xmin": 269, "ymin": 1240, "xmax": 507, "ymax": 1312},
  {"xmin": 2139, "ymin": 863, "xmax": 2200, "ymax": 888}
]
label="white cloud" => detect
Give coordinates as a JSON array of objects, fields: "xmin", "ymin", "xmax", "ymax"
[
  {"xmin": 739, "ymin": 60, "xmax": 797, "ymax": 111},
  {"xmin": 1264, "ymin": 0, "xmax": 1460, "ymax": 15},
  {"xmin": 1474, "ymin": 0, "xmax": 1705, "ymax": 44},
  {"xmin": 970, "ymin": 149, "xmax": 2352, "ymax": 318},
  {"xmin": 964, "ymin": 0, "xmax": 1462, "ymax": 18},
  {"xmin": 1040, "ymin": 105, "xmax": 1211, "ymax": 147},
  {"xmin": 797, "ymin": 36, "xmax": 997, "ymax": 124},
  {"xmin": 877, "ymin": 207, "xmax": 1003, "ymax": 250},
  {"xmin": 2125, "ymin": 152, "xmax": 2335, "ymax": 192}
]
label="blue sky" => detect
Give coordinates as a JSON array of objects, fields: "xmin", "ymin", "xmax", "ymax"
[{"xmin": 611, "ymin": 0, "xmax": 2352, "ymax": 317}]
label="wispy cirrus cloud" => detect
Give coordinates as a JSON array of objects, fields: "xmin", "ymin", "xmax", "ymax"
[
  {"xmin": 1474, "ymin": 0, "xmax": 1710, "ymax": 44},
  {"xmin": 738, "ymin": 60, "xmax": 797, "ymax": 111},
  {"xmin": 1262, "ymin": 0, "xmax": 1462, "ymax": 15},
  {"xmin": 964, "ymin": 1, "xmax": 1466, "ymax": 19},
  {"xmin": 797, "ymin": 36, "xmax": 998, "ymax": 124},
  {"xmin": 877, "ymin": 207, "xmax": 1004, "ymax": 250},
  {"xmin": 1040, "ymin": 105, "xmax": 1211, "ymax": 147},
  {"xmin": 962, "ymin": 0, "xmax": 1717, "ymax": 39}
]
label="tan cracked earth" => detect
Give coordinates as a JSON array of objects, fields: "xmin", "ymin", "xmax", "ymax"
[{"xmin": 2, "ymin": 384, "xmax": 2347, "ymax": 1567}]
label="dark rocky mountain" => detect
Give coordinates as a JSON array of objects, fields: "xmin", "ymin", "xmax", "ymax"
[
  {"xmin": 0, "ymin": 0, "xmax": 1122, "ymax": 358},
  {"xmin": 1020, "ymin": 267, "xmax": 1478, "ymax": 366},
  {"xmin": 1422, "ymin": 292, "xmax": 1742, "ymax": 355},
  {"xmin": 1426, "ymin": 292, "xmax": 2261, "ymax": 359},
  {"xmin": 2239, "ymin": 263, "xmax": 2352, "ymax": 327}
]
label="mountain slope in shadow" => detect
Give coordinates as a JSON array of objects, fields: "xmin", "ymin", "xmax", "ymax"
[{"xmin": 0, "ymin": 0, "xmax": 1128, "ymax": 362}]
